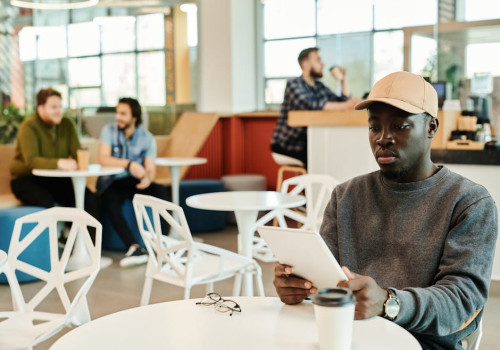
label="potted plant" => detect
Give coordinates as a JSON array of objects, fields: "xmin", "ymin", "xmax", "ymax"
[{"xmin": 0, "ymin": 104, "xmax": 27, "ymax": 144}]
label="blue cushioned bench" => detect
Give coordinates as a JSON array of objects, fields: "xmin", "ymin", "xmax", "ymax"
[
  {"xmin": 0, "ymin": 206, "xmax": 47, "ymax": 284},
  {"xmin": 179, "ymin": 179, "xmax": 226, "ymax": 233}
]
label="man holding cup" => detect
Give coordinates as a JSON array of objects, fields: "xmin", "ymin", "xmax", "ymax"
[
  {"xmin": 10, "ymin": 87, "xmax": 93, "ymax": 209},
  {"xmin": 270, "ymin": 47, "xmax": 359, "ymax": 167},
  {"xmin": 274, "ymin": 72, "xmax": 498, "ymax": 349}
]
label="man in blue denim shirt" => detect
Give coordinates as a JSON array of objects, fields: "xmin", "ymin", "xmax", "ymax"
[
  {"xmin": 271, "ymin": 47, "xmax": 360, "ymax": 167},
  {"xmin": 98, "ymin": 97, "xmax": 168, "ymax": 268}
]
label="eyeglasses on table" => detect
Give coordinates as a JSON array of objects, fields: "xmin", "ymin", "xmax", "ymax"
[{"xmin": 195, "ymin": 293, "xmax": 242, "ymax": 316}]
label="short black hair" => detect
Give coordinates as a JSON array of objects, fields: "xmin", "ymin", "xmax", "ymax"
[
  {"xmin": 298, "ymin": 47, "xmax": 319, "ymax": 65},
  {"xmin": 118, "ymin": 97, "xmax": 142, "ymax": 125}
]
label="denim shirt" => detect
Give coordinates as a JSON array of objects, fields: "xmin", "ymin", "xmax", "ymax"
[{"xmin": 97, "ymin": 123, "xmax": 155, "ymax": 193}]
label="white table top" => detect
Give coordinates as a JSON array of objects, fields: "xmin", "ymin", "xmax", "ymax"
[
  {"xmin": 49, "ymin": 297, "xmax": 421, "ymax": 350},
  {"xmin": 186, "ymin": 191, "xmax": 306, "ymax": 211},
  {"xmin": 33, "ymin": 164, "xmax": 124, "ymax": 178},
  {"xmin": 155, "ymin": 157, "xmax": 207, "ymax": 167}
]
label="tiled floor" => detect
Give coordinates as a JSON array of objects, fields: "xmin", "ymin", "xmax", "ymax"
[{"xmin": 0, "ymin": 225, "xmax": 499, "ymax": 350}]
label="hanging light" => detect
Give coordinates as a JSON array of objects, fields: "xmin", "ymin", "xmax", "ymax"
[{"xmin": 10, "ymin": 0, "xmax": 99, "ymax": 10}]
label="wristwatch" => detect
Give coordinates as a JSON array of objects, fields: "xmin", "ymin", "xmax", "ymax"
[{"xmin": 383, "ymin": 288, "xmax": 400, "ymax": 321}]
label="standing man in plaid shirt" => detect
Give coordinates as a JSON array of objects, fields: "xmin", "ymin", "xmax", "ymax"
[{"xmin": 271, "ymin": 47, "xmax": 359, "ymax": 167}]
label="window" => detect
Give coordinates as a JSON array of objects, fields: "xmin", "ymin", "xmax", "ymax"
[
  {"xmin": 36, "ymin": 26, "xmax": 67, "ymax": 60},
  {"xmin": 465, "ymin": 0, "xmax": 500, "ymax": 21},
  {"xmin": 18, "ymin": 13, "xmax": 168, "ymax": 109},
  {"xmin": 99, "ymin": 17, "xmax": 136, "ymax": 53},
  {"xmin": 264, "ymin": 38, "xmax": 316, "ymax": 78},
  {"xmin": 261, "ymin": 0, "xmax": 440, "ymax": 106},
  {"xmin": 137, "ymin": 14, "xmax": 165, "ymax": 50},
  {"xmin": 263, "ymin": 0, "xmax": 316, "ymax": 39},
  {"xmin": 70, "ymin": 88, "xmax": 101, "ymax": 108},
  {"xmin": 317, "ymin": 0, "xmax": 372, "ymax": 35},
  {"xmin": 102, "ymin": 54, "xmax": 136, "ymax": 106},
  {"xmin": 410, "ymin": 34, "xmax": 437, "ymax": 80},
  {"xmin": 466, "ymin": 43, "xmax": 500, "ymax": 78},
  {"xmin": 265, "ymin": 79, "xmax": 287, "ymax": 105},
  {"xmin": 374, "ymin": 0, "xmax": 437, "ymax": 30},
  {"xmin": 318, "ymin": 33, "xmax": 372, "ymax": 98},
  {"xmin": 68, "ymin": 22, "xmax": 100, "ymax": 57},
  {"xmin": 68, "ymin": 57, "xmax": 101, "ymax": 87},
  {"xmin": 373, "ymin": 31, "xmax": 404, "ymax": 83},
  {"xmin": 138, "ymin": 51, "xmax": 166, "ymax": 106},
  {"xmin": 18, "ymin": 28, "xmax": 37, "ymax": 62}
]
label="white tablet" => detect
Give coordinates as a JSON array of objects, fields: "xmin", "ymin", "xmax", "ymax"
[{"xmin": 257, "ymin": 226, "xmax": 347, "ymax": 289}]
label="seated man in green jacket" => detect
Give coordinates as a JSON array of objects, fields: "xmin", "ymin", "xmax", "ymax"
[{"xmin": 10, "ymin": 87, "xmax": 93, "ymax": 209}]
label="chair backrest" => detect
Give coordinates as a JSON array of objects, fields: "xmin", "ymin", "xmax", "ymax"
[
  {"xmin": 133, "ymin": 194, "xmax": 194, "ymax": 279},
  {"xmin": 7, "ymin": 207, "xmax": 102, "ymax": 321},
  {"xmin": 281, "ymin": 174, "xmax": 340, "ymax": 231}
]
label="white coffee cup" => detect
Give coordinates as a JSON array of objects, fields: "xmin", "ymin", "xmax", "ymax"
[{"xmin": 312, "ymin": 287, "xmax": 356, "ymax": 350}]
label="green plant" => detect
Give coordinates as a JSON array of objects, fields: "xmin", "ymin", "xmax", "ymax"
[{"xmin": 0, "ymin": 104, "xmax": 27, "ymax": 144}]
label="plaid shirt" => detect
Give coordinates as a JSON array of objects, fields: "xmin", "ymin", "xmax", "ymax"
[{"xmin": 271, "ymin": 76, "xmax": 348, "ymax": 153}]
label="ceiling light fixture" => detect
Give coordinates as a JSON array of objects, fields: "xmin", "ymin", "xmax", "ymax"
[{"xmin": 10, "ymin": 0, "xmax": 99, "ymax": 10}]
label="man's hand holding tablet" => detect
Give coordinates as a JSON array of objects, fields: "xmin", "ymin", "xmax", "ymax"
[
  {"xmin": 274, "ymin": 264, "xmax": 318, "ymax": 305},
  {"xmin": 258, "ymin": 226, "xmax": 348, "ymax": 305}
]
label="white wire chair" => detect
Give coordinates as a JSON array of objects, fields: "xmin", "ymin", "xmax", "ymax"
[
  {"xmin": 253, "ymin": 174, "xmax": 340, "ymax": 262},
  {"xmin": 0, "ymin": 207, "xmax": 102, "ymax": 350},
  {"xmin": 133, "ymin": 194, "xmax": 264, "ymax": 305}
]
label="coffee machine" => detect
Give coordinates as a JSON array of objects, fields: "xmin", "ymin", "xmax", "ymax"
[{"xmin": 467, "ymin": 72, "xmax": 493, "ymax": 124}]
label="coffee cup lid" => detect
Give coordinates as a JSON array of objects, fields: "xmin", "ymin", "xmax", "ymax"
[{"xmin": 312, "ymin": 288, "xmax": 356, "ymax": 307}]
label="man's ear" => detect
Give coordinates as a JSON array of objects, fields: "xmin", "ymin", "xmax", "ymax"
[{"xmin": 428, "ymin": 117, "xmax": 439, "ymax": 138}]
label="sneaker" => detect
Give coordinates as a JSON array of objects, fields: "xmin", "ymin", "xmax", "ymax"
[{"xmin": 119, "ymin": 246, "xmax": 148, "ymax": 268}]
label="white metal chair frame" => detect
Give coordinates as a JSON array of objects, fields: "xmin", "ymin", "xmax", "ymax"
[
  {"xmin": 0, "ymin": 207, "xmax": 102, "ymax": 350},
  {"xmin": 133, "ymin": 194, "xmax": 264, "ymax": 305},
  {"xmin": 462, "ymin": 319, "xmax": 482, "ymax": 350},
  {"xmin": 253, "ymin": 174, "xmax": 340, "ymax": 262}
]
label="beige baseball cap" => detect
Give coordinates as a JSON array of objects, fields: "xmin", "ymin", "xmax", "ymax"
[{"xmin": 355, "ymin": 71, "xmax": 438, "ymax": 118}]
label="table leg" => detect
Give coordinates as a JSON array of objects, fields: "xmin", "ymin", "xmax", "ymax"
[
  {"xmin": 67, "ymin": 177, "xmax": 112, "ymax": 272},
  {"xmin": 234, "ymin": 210, "xmax": 259, "ymax": 296},
  {"xmin": 170, "ymin": 165, "xmax": 180, "ymax": 206},
  {"xmin": 169, "ymin": 166, "xmax": 182, "ymax": 239}
]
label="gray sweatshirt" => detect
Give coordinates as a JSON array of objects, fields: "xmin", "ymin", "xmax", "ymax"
[{"xmin": 320, "ymin": 166, "xmax": 498, "ymax": 350}]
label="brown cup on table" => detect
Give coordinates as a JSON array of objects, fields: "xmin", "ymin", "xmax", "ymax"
[{"xmin": 77, "ymin": 148, "xmax": 90, "ymax": 171}]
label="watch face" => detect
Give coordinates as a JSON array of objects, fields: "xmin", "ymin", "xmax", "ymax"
[{"xmin": 386, "ymin": 298, "xmax": 400, "ymax": 318}]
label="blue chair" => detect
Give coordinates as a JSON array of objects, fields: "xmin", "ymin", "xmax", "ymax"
[
  {"xmin": 0, "ymin": 206, "xmax": 46, "ymax": 284},
  {"xmin": 179, "ymin": 179, "xmax": 226, "ymax": 232}
]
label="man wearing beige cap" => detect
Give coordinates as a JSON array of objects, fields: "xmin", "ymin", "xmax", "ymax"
[{"xmin": 274, "ymin": 71, "xmax": 498, "ymax": 349}]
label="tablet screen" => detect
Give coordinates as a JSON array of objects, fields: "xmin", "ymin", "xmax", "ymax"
[{"xmin": 257, "ymin": 226, "xmax": 347, "ymax": 289}]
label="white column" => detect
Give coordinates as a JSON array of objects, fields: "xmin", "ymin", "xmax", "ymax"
[{"xmin": 197, "ymin": 0, "xmax": 258, "ymax": 113}]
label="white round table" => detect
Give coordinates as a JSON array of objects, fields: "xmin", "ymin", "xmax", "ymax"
[
  {"xmin": 186, "ymin": 191, "xmax": 305, "ymax": 296},
  {"xmin": 155, "ymin": 157, "xmax": 207, "ymax": 206},
  {"xmin": 33, "ymin": 164, "xmax": 124, "ymax": 271},
  {"xmin": 49, "ymin": 297, "xmax": 422, "ymax": 350}
]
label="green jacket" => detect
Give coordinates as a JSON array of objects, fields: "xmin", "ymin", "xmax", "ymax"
[{"xmin": 10, "ymin": 115, "xmax": 81, "ymax": 179}]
